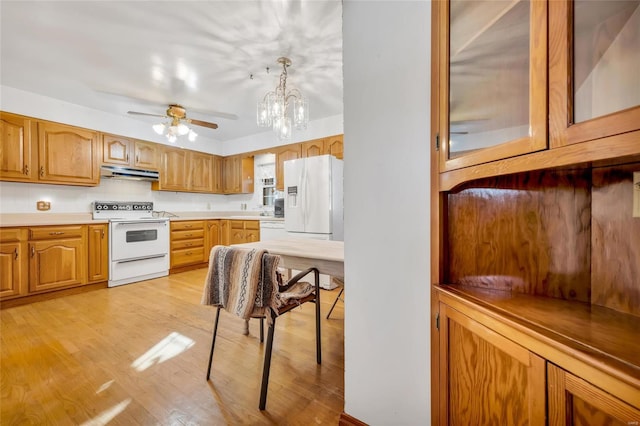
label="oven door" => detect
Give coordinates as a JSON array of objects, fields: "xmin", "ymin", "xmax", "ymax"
[{"xmin": 109, "ymin": 219, "xmax": 169, "ymax": 261}]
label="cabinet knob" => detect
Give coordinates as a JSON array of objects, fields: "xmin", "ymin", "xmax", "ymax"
[
  {"xmin": 101, "ymin": 229, "xmax": 105, "ymax": 238},
  {"xmin": 40, "ymin": 166, "xmax": 45, "ymax": 177},
  {"xmin": 24, "ymin": 164, "xmax": 30, "ymax": 175},
  {"xmin": 14, "ymin": 248, "xmax": 18, "ymax": 260},
  {"xmin": 31, "ymin": 246, "xmax": 35, "ymax": 257},
  {"xmin": 126, "ymin": 154, "xmax": 130, "ymax": 162}
]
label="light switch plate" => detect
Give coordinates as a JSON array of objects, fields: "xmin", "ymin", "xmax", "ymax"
[{"xmin": 633, "ymin": 172, "xmax": 640, "ymax": 218}]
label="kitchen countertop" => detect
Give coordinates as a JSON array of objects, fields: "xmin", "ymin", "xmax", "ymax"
[{"xmin": 0, "ymin": 212, "xmax": 283, "ymax": 227}]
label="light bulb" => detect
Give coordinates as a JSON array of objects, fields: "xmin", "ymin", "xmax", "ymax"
[
  {"xmin": 152, "ymin": 123, "xmax": 166, "ymax": 135},
  {"xmin": 177, "ymin": 123, "xmax": 189, "ymax": 136},
  {"xmin": 188, "ymin": 129, "xmax": 198, "ymax": 142},
  {"xmin": 167, "ymin": 134, "xmax": 177, "ymax": 143}
]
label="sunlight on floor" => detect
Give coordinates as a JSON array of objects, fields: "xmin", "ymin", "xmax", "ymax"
[
  {"xmin": 95, "ymin": 379, "xmax": 114, "ymax": 394},
  {"xmin": 79, "ymin": 399, "xmax": 131, "ymax": 426},
  {"xmin": 131, "ymin": 331, "xmax": 195, "ymax": 372}
]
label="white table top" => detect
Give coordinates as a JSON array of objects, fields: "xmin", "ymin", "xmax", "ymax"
[{"xmin": 233, "ymin": 238, "xmax": 344, "ymax": 278}]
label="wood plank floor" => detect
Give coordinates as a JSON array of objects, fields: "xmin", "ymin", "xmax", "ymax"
[{"xmin": 0, "ymin": 269, "xmax": 345, "ymax": 425}]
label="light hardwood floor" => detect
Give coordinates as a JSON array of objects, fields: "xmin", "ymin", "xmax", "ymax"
[{"xmin": 0, "ymin": 269, "xmax": 345, "ymax": 425}]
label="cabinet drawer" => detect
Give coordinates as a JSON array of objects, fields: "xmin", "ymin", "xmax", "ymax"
[
  {"xmin": 171, "ymin": 229, "xmax": 204, "ymax": 240},
  {"xmin": 245, "ymin": 221, "xmax": 260, "ymax": 230},
  {"xmin": 0, "ymin": 228, "xmax": 26, "ymax": 243},
  {"xmin": 29, "ymin": 226, "xmax": 84, "ymax": 240},
  {"xmin": 171, "ymin": 247, "xmax": 205, "ymax": 268},
  {"xmin": 171, "ymin": 221, "xmax": 204, "ymax": 231},
  {"xmin": 171, "ymin": 238, "xmax": 203, "ymax": 251},
  {"xmin": 230, "ymin": 220, "xmax": 245, "ymax": 230}
]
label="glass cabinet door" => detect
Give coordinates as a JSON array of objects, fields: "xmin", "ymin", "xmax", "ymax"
[
  {"xmin": 439, "ymin": 0, "xmax": 547, "ymax": 172},
  {"xmin": 549, "ymin": 0, "xmax": 640, "ymax": 147}
]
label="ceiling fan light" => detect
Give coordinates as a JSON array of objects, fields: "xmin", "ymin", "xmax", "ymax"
[
  {"xmin": 177, "ymin": 123, "xmax": 190, "ymax": 136},
  {"xmin": 152, "ymin": 123, "xmax": 166, "ymax": 135},
  {"xmin": 167, "ymin": 134, "xmax": 177, "ymax": 143},
  {"xmin": 188, "ymin": 129, "xmax": 198, "ymax": 142}
]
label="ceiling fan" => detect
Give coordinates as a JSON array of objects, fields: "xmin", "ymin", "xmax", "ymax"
[{"xmin": 128, "ymin": 104, "xmax": 219, "ymax": 130}]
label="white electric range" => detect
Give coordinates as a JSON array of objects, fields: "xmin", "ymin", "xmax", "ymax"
[{"xmin": 93, "ymin": 201, "xmax": 170, "ymax": 287}]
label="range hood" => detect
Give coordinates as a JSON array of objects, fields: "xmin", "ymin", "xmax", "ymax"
[{"xmin": 100, "ymin": 165, "xmax": 160, "ymax": 182}]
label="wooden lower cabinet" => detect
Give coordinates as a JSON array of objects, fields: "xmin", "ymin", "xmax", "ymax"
[
  {"xmin": 87, "ymin": 224, "xmax": 108, "ymax": 283},
  {"xmin": 548, "ymin": 364, "xmax": 640, "ymax": 426},
  {"xmin": 439, "ymin": 301, "xmax": 546, "ymax": 425},
  {"xmin": 229, "ymin": 220, "xmax": 260, "ymax": 244},
  {"xmin": 170, "ymin": 220, "xmax": 205, "ymax": 269},
  {"xmin": 205, "ymin": 220, "xmax": 220, "ymax": 259},
  {"xmin": 0, "ymin": 228, "xmax": 28, "ymax": 299},
  {"xmin": 28, "ymin": 226, "xmax": 87, "ymax": 293},
  {"xmin": 220, "ymin": 220, "xmax": 230, "ymax": 245}
]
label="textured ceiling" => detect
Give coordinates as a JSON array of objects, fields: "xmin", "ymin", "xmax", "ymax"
[{"xmin": 0, "ymin": 1, "xmax": 343, "ymax": 142}]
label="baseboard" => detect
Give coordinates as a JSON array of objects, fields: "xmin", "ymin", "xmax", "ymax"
[
  {"xmin": 339, "ymin": 412, "xmax": 368, "ymax": 426},
  {"xmin": 0, "ymin": 282, "xmax": 107, "ymax": 309}
]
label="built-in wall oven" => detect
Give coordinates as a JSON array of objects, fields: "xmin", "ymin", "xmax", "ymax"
[{"xmin": 93, "ymin": 201, "xmax": 170, "ymax": 287}]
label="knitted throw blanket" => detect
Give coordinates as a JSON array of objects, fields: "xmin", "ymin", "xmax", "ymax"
[{"xmin": 201, "ymin": 246, "xmax": 280, "ymax": 321}]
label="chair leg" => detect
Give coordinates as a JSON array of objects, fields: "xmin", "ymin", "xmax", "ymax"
[
  {"xmin": 206, "ymin": 307, "xmax": 221, "ymax": 380},
  {"xmin": 259, "ymin": 312, "xmax": 276, "ymax": 410},
  {"xmin": 314, "ymin": 269, "xmax": 322, "ymax": 365},
  {"xmin": 260, "ymin": 317, "xmax": 264, "ymax": 343},
  {"xmin": 326, "ymin": 288, "xmax": 344, "ymax": 319}
]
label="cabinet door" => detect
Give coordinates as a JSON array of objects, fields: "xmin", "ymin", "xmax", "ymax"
[
  {"xmin": 29, "ymin": 238, "xmax": 86, "ymax": 292},
  {"xmin": 276, "ymin": 144, "xmax": 302, "ymax": 191},
  {"xmin": 548, "ymin": 363, "xmax": 640, "ymax": 426},
  {"xmin": 222, "ymin": 155, "xmax": 241, "ymax": 193},
  {"xmin": 159, "ymin": 147, "xmax": 189, "ymax": 191},
  {"xmin": 439, "ymin": 0, "xmax": 547, "ymax": 172},
  {"xmin": 324, "ymin": 134, "xmax": 344, "ymax": 159},
  {"xmin": 549, "ymin": 0, "xmax": 640, "ymax": 148},
  {"xmin": 102, "ymin": 134, "xmax": 132, "ymax": 166},
  {"xmin": 212, "ymin": 155, "xmax": 223, "ymax": 193},
  {"xmin": 220, "ymin": 220, "xmax": 230, "ymax": 246},
  {"xmin": 302, "ymin": 138, "xmax": 324, "ymax": 157},
  {"xmin": 189, "ymin": 152, "xmax": 214, "ymax": 192},
  {"xmin": 0, "ymin": 112, "xmax": 35, "ymax": 182},
  {"xmin": 439, "ymin": 302, "xmax": 546, "ymax": 425},
  {"xmin": 87, "ymin": 224, "xmax": 108, "ymax": 283},
  {"xmin": 133, "ymin": 140, "xmax": 158, "ymax": 170},
  {"xmin": 38, "ymin": 122, "xmax": 99, "ymax": 185},
  {"xmin": 0, "ymin": 241, "xmax": 27, "ymax": 299},
  {"xmin": 205, "ymin": 220, "xmax": 220, "ymax": 258}
]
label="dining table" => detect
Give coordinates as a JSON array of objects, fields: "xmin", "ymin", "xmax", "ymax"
[{"xmin": 232, "ymin": 237, "xmax": 344, "ymax": 279}]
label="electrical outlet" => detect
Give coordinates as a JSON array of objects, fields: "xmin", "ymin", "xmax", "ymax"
[
  {"xmin": 37, "ymin": 201, "xmax": 51, "ymax": 211},
  {"xmin": 634, "ymin": 172, "xmax": 640, "ymax": 218}
]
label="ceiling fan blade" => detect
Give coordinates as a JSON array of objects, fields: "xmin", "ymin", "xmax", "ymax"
[
  {"xmin": 189, "ymin": 118, "xmax": 218, "ymax": 130},
  {"xmin": 127, "ymin": 111, "xmax": 167, "ymax": 118}
]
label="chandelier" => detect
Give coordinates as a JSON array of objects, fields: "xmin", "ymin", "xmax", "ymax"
[{"xmin": 256, "ymin": 57, "xmax": 309, "ymax": 141}]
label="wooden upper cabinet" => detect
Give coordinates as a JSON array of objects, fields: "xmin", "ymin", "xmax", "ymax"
[
  {"xmin": 275, "ymin": 144, "xmax": 302, "ymax": 190},
  {"xmin": 212, "ymin": 155, "xmax": 223, "ymax": 193},
  {"xmin": 549, "ymin": 0, "xmax": 640, "ymax": 148},
  {"xmin": 157, "ymin": 146, "xmax": 189, "ymax": 191},
  {"xmin": 0, "ymin": 112, "xmax": 36, "ymax": 182},
  {"xmin": 324, "ymin": 134, "xmax": 344, "ymax": 159},
  {"xmin": 438, "ymin": 0, "xmax": 547, "ymax": 172},
  {"xmin": 222, "ymin": 154, "xmax": 254, "ymax": 194},
  {"xmin": 189, "ymin": 151, "xmax": 213, "ymax": 193},
  {"xmin": 133, "ymin": 140, "xmax": 158, "ymax": 170},
  {"xmin": 301, "ymin": 138, "xmax": 324, "ymax": 157},
  {"xmin": 38, "ymin": 122, "xmax": 100, "ymax": 185},
  {"xmin": 103, "ymin": 134, "xmax": 158, "ymax": 170},
  {"xmin": 102, "ymin": 134, "xmax": 132, "ymax": 166}
]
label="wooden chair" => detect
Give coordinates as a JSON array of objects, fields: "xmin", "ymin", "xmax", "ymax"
[{"xmin": 202, "ymin": 246, "xmax": 321, "ymax": 410}]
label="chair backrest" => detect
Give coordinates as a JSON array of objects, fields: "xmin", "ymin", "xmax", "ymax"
[{"xmin": 202, "ymin": 246, "xmax": 280, "ymax": 320}]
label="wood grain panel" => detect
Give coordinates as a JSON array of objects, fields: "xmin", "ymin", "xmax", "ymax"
[
  {"xmin": 447, "ymin": 318, "xmax": 530, "ymax": 425},
  {"xmin": 591, "ymin": 162, "xmax": 640, "ymax": 317},
  {"xmin": 448, "ymin": 169, "xmax": 591, "ymax": 301}
]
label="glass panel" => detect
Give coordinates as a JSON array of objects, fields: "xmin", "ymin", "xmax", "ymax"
[
  {"xmin": 448, "ymin": 0, "xmax": 531, "ymax": 159},
  {"xmin": 126, "ymin": 229, "xmax": 157, "ymax": 243},
  {"xmin": 573, "ymin": 0, "xmax": 640, "ymax": 123}
]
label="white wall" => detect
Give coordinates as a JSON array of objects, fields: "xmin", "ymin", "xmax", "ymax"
[{"xmin": 343, "ymin": 1, "xmax": 431, "ymax": 424}]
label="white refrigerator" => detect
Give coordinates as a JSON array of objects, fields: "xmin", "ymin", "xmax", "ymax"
[{"xmin": 284, "ymin": 154, "xmax": 343, "ymax": 241}]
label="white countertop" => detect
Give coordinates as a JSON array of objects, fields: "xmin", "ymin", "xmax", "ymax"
[{"xmin": 0, "ymin": 212, "xmax": 283, "ymax": 227}]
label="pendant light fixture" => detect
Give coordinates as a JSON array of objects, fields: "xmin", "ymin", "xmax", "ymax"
[{"xmin": 256, "ymin": 57, "xmax": 308, "ymax": 141}]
